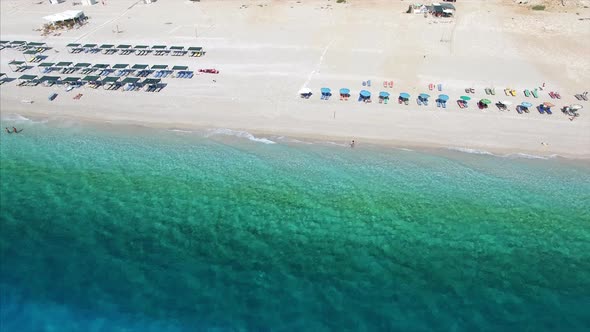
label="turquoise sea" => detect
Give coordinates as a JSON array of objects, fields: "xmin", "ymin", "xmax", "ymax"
[{"xmin": 1, "ymin": 115, "xmax": 589, "ymax": 331}]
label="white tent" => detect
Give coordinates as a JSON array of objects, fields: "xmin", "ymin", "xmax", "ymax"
[
  {"xmin": 43, "ymin": 10, "xmax": 85, "ymax": 24},
  {"xmin": 82, "ymin": 0, "xmax": 97, "ymax": 5}
]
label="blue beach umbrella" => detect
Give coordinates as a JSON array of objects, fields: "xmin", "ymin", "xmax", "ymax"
[
  {"xmin": 419, "ymin": 93, "xmax": 430, "ymax": 99},
  {"xmin": 360, "ymin": 90, "xmax": 371, "ymax": 97},
  {"xmin": 340, "ymin": 88, "xmax": 350, "ymax": 95},
  {"xmin": 321, "ymin": 87, "xmax": 331, "ymax": 94},
  {"xmin": 399, "ymin": 92, "xmax": 410, "ymax": 99},
  {"xmin": 521, "ymin": 101, "xmax": 533, "ymax": 108},
  {"xmin": 438, "ymin": 94, "xmax": 449, "ymax": 101},
  {"xmin": 379, "ymin": 91, "xmax": 390, "ymax": 98}
]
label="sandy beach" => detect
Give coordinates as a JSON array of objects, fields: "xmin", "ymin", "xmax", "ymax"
[{"xmin": 1, "ymin": 0, "xmax": 589, "ymax": 157}]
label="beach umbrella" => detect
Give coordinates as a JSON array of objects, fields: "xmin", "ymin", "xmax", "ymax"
[
  {"xmin": 379, "ymin": 91, "xmax": 390, "ymax": 98},
  {"xmin": 570, "ymin": 104, "xmax": 583, "ymax": 110},
  {"xmin": 438, "ymin": 94, "xmax": 449, "ymax": 101},
  {"xmin": 480, "ymin": 99, "xmax": 492, "ymax": 105},
  {"xmin": 460, "ymin": 96, "xmax": 471, "ymax": 101},
  {"xmin": 419, "ymin": 93, "xmax": 430, "ymax": 99},
  {"xmin": 321, "ymin": 87, "xmax": 331, "ymax": 94},
  {"xmin": 500, "ymin": 100, "xmax": 512, "ymax": 106},
  {"xmin": 298, "ymin": 87, "xmax": 312, "ymax": 95},
  {"xmin": 543, "ymin": 102, "xmax": 555, "ymax": 108},
  {"xmin": 399, "ymin": 92, "xmax": 410, "ymax": 99},
  {"xmin": 360, "ymin": 90, "xmax": 371, "ymax": 97},
  {"xmin": 339, "ymin": 88, "xmax": 350, "ymax": 95},
  {"xmin": 521, "ymin": 101, "xmax": 533, "ymax": 108}
]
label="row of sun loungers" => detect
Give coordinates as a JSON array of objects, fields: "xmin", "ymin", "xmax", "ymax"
[
  {"xmin": 0, "ymin": 40, "xmax": 52, "ymax": 53},
  {"xmin": 65, "ymin": 43, "xmax": 205, "ymax": 58}
]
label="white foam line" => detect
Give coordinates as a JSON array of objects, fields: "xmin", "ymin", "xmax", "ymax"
[{"xmin": 301, "ymin": 38, "xmax": 335, "ymax": 90}]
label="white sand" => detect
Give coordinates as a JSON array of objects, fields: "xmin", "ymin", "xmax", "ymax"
[{"xmin": 1, "ymin": 0, "xmax": 589, "ymax": 157}]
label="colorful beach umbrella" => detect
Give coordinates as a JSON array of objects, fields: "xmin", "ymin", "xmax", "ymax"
[
  {"xmin": 501, "ymin": 100, "xmax": 512, "ymax": 106},
  {"xmin": 521, "ymin": 102, "xmax": 533, "ymax": 108},
  {"xmin": 321, "ymin": 87, "xmax": 331, "ymax": 94},
  {"xmin": 570, "ymin": 104, "xmax": 583, "ymax": 110},
  {"xmin": 399, "ymin": 92, "xmax": 410, "ymax": 99},
  {"xmin": 419, "ymin": 93, "xmax": 430, "ymax": 99},
  {"xmin": 460, "ymin": 96, "xmax": 471, "ymax": 101},
  {"xmin": 339, "ymin": 88, "xmax": 350, "ymax": 95},
  {"xmin": 360, "ymin": 90, "xmax": 371, "ymax": 97},
  {"xmin": 379, "ymin": 91, "xmax": 390, "ymax": 98},
  {"xmin": 480, "ymin": 99, "xmax": 492, "ymax": 105},
  {"xmin": 543, "ymin": 102, "xmax": 555, "ymax": 108},
  {"xmin": 298, "ymin": 87, "xmax": 312, "ymax": 95},
  {"xmin": 438, "ymin": 94, "xmax": 449, "ymax": 101}
]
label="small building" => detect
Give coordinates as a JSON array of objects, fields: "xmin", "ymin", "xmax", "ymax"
[{"xmin": 43, "ymin": 10, "xmax": 86, "ymax": 26}]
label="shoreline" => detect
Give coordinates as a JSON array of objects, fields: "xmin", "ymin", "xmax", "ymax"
[{"xmin": 3, "ymin": 109, "xmax": 590, "ymax": 162}]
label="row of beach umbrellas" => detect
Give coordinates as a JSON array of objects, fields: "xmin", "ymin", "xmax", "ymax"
[{"xmin": 297, "ymin": 88, "xmax": 580, "ymax": 110}]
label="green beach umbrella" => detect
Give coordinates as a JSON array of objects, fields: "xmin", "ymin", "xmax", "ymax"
[
  {"xmin": 480, "ymin": 99, "xmax": 492, "ymax": 105},
  {"xmin": 460, "ymin": 96, "xmax": 471, "ymax": 101}
]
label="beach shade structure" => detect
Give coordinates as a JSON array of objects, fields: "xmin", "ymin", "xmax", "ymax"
[
  {"xmin": 121, "ymin": 77, "xmax": 141, "ymax": 85},
  {"xmin": 543, "ymin": 102, "xmax": 555, "ymax": 108},
  {"xmin": 74, "ymin": 63, "xmax": 92, "ymax": 68},
  {"xmin": 134, "ymin": 45, "xmax": 149, "ymax": 49},
  {"xmin": 142, "ymin": 78, "xmax": 161, "ymax": 85},
  {"xmin": 379, "ymin": 91, "xmax": 390, "ymax": 98},
  {"xmin": 480, "ymin": 99, "xmax": 492, "ymax": 105},
  {"xmin": 112, "ymin": 64, "xmax": 129, "ymax": 69},
  {"xmin": 438, "ymin": 94, "xmax": 449, "ymax": 102},
  {"xmin": 399, "ymin": 92, "xmax": 410, "ymax": 99},
  {"xmin": 172, "ymin": 65, "xmax": 189, "ymax": 71},
  {"xmin": 339, "ymin": 88, "xmax": 350, "ymax": 95},
  {"xmin": 100, "ymin": 44, "xmax": 114, "ymax": 49},
  {"xmin": 39, "ymin": 75, "xmax": 60, "ymax": 85},
  {"xmin": 152, "ymin": 45, "xmax": 167, "ymax": 50},
  {"xmin": 570, "ymin": 104, "xmax": 583, "ymax": 110},
  {"xmin": 82, "ymin": 75, "xmax": 100, "ymax": 82},
  {"xmin": 188, "ymin": 46, "xmax": 203, "ymax": 57},
  {"xmin": 521, "ymin": 102, "xmax": 533, "ymax": 108},
  {"xmin": 93, "ymin": 64, "xmax": 110, "ymax": 69},
  {"xmin": 320, "ymin": 87, "xmax": 331, "ymax": 94},
  {"xmin": 63, "ymin": 76, "xmax": 81, "ymax": 83},
  {"xmin": 101, "ymin": 76, "xmax": 119, "ymax": 84},
  {"xmin": 117, "ymin": 44, "xmax": 132, "ymax": 49},
  {"xmin": 55, "ymin": 61, "xmax": 73, "ymax": 68},
  {"xmin": 460, "ymin": 96, "xmax": 471, "ymax": 101},
  {"xmin": 132, "ymin": 64, "xmax": 149, "ymax": 70},
  {"xmin": 23, "ymin": 50, "xmax": 39, "ymax": 55},
  {"xmin": 82, "ymin": 43, "xmax": 97, "ymax": 50},
  {"xmin": 419, "ymin": 93, "xmax": 431, "ymax": 100},
  {"xmin": 27, "ymin": 42, "xmax": 46, "ymax": 47},
  {"xmin": 170, "ymin": 46, "xmax": 185, "ymax": 50},
  {"xmin": 501, "ymin": 100, "xmax": 513, "ymax": 106},
  {"xmin": 18, "ymin": 74, "xmax": 37, "ymax": 82},
  {"xmin": 8, "ymin": 61, "xmax": 26, "ymax": 71},
  {"xmin": 38, "ymin": 62, "xmax": 55, "ymax": 68},
  {"xmin": 10, "ymin": 41, "xmax": 26, "ymax": 47},
  {"xmin": 151, "ymin": 65, "xmax": 169, "ymax": 70}
]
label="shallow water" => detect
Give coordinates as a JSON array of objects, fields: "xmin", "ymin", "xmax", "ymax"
[{"xmin": 1, "ymin": 117, "xmax": 589, "ymax": 331}]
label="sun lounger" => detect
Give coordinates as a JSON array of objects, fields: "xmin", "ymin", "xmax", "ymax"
[
  {"xmin": 404, "ymin": 99, "xmax": 409, "ymax": 105},
  {"xmin": 549, "ymin": 91, "xmax": 555, "ymax": 99},
  {"xmin": 362, "ymin": 81, "xmax": 366, "ymax": 86},
  {"xmin": 532, "ymin": 89, "xmax": 539, "ymax": 98},
  {"xmin": 417, "ymin": 98, "xmax": 422, "ymax": 106},
  {"xmin": 545, "ymin": 107, "xmax": 552, "ymax": 115},
  {"xmin": 48, "ymin": 92, "xmax": 58, "ymax": 101},
  {"xmin": 516, "ymin": 106, "xmax": 523, "ymax": 114},
  {"xmin": 367, "ymin": 80, "xmax": 371, "ymax": 87},
  {"xmin": 524, "ymin": 89, "xmax": 530, "ymax": 97},
  {"xmin": 504, "ymin": 88, "xmax": 510, "ymax": 96},
  {"xmin": 389, "ymin": 81, "xmax": 393, "ymax": 88},
  {"xmin": 441, "ymin": 101, "xmax": 445, "ymax": 108},
  {"xmin": 430, "ymin": 84, "xmax": 435, "ymax": 91},
  {"xmin": 537, "ymin": 105, "xmax": 545, "ymax": 114},
  {"xmin": 384, "ymin": 98, "xmax": 388, "ymax": 104},
  {"xmin": 491, "ymin": 88, "xmax": 495, "ymax": 95},
  {"xmin": 437, "ymin": 84, "xmax": 442, "ymax": 91},
  {"xmin": 510, "ymin": 90, "xmax": 516, "ymax": 96},
  {"xmin": 581, "ymin": 94, "xmax": 588, "ymax": 101},
  {"xmin": 554, "ymin": 92, "xmax": 560, "ymax": 99},
  {"xmin": 383, "ymin": 81, "xmax": 388, "ymax": 88},
  {"xmin": 485, "ymin": 88, "xmax": 490, "ymax": 95}
]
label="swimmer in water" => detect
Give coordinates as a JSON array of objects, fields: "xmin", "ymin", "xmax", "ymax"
[
  {"xmin": 5, "ymin": 127, "xmax": 13, "ymax": 134},
  {"xmin": 350, "ymin": 140, "xmax": 355, "ymax": 148}
]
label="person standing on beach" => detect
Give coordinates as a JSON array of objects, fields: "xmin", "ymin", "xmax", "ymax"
[{"xmin": 350, "ymin": 140, "xmax": 355, "ymax": 148}]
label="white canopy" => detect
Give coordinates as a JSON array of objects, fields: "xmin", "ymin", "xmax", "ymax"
[
  {"xmin": 43, "ymin": 10, "xmax": 84, "ymax": 23},
  {"xmin": 298, "ymin": 87, "xmax": 312, "ymax": 95}
]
